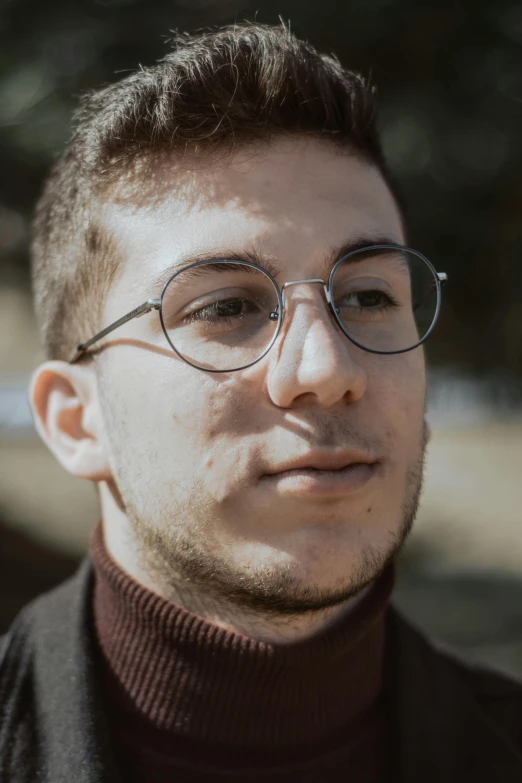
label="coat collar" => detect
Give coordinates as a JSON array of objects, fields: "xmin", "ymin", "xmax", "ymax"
[
  {"xmin": 11, "ymin": 558, "xmax": 522, "ymax": 782},
  {"xmin": 27, "ymin": 558, "xmax": 121, "ymax": 783}
]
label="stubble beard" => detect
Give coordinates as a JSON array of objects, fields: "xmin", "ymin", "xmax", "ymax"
[{"xmin": 115, "ymin": 433, "xmax": 427, "ymax": 621}]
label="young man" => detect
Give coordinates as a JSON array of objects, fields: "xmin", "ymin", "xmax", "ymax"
[{"xmin": 1, "ymin": 22, "xmax": 521, "ymax": 783}]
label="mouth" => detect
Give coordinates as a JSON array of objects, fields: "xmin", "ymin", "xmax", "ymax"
[{"xmin": 260, "ymin": 453, "xmax": 380, "ymax": 498}]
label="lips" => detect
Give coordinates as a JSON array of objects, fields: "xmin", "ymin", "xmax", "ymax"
[
  {"xmin": 261, "ymin": 462, "xmax": 378, "ymax": 498},
  {"xmin": 262, "ymin": 450, "xmax": 378, "ymax": 477},
  {"xmin": 259, "ymin": 451, "xmax": 380, "ymax": 498}
]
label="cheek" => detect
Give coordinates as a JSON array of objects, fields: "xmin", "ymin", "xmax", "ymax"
[
  {"xmin": 365, "ymin": 352, "xmax": 426, "ymax": 446},
  {"xmin": 104, "ymin": 357, "xmax": 205, "ymax": 454},
  {"xmin": 143, "ymin": 359, "xmax": 256, "ymax": 448}
]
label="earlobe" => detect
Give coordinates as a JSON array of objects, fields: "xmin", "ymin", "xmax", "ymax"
[{"xmin": 28, "ymin": 361, "xmax": 112, "ymax": 482}]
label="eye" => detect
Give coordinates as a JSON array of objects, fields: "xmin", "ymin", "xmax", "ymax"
[
  {"xmin": 341, "ymin": 291, "xmax": 396, "ymax": 310},
  {"xmin": 215, "ymin": 298, "xmax": 250, "ymax": 317},
  {"xmin": 187, "ymin": 297, "xmax": 258, "ymax": 323}
]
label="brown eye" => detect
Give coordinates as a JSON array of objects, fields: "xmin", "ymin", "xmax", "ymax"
[
  {"xmin": 188, "ymin": 298, "xmax": 258, "ymax": 323},
  {"xmin": 340, "ymin": 291, "xmax": 396, "ymax": 309},
  {"xmin": 216, "ymin": 299, "xmax": 250, "ymax": 317}
]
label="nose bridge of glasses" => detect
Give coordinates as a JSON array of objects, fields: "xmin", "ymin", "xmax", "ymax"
[{"xmin": 280, "ymin": 278, "xmax": 331, "ymax": 310}]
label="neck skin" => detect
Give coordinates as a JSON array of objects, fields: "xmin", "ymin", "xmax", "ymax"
[{"xmin": 100, "ymin": 482, "xmax": 373, "ymax": 644}]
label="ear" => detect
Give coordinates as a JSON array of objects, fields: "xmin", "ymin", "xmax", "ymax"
[{"xmin": 28, "ymin": 360, "xmax": 112, "ymax": 482}]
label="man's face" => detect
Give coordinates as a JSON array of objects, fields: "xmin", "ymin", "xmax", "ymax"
[{"xmin": 96, "ymin": 138, "xmax": 427, "ymax": 615}]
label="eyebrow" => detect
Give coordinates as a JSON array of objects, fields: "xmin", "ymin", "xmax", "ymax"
[{"xmin": 146, "ymin": 233, "xmax": 403, "ymax": 298}]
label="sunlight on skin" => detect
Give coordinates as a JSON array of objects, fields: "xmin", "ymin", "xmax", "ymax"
[{"xmin": 30, "ymin": 138, "xmax": 427, "ymax": 643}]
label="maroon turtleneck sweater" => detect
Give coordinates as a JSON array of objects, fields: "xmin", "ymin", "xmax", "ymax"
[{"xmin": 89, "ymin": 520, "xmax": 395, "ymax": 782}]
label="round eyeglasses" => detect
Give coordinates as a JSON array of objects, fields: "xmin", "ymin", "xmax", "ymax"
[{"xmin": 69, "ymin": 244, "xmax": 447, "ymax": 372}]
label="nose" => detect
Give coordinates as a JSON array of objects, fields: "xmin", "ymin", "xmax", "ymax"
[{"xmin": 266, "ymin": 283, "xmax": 367, "ymax": 409}]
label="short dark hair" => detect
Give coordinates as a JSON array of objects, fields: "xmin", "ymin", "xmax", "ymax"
[{"xmin": 31, "ymin": 21, "xmax": 403, "ymax": 362}]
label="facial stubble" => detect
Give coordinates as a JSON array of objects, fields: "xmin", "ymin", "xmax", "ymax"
[{"xmin": 109, "ymin": 428, "xmax": 427, "ymax": 621}]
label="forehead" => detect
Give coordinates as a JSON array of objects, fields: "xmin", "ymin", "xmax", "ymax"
[{"xmin": 102, "ymin": 138, "xmax": 404, "ymax": 297}]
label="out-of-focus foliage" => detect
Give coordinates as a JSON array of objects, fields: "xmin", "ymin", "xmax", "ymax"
[{"xmin": 1, "ymin": 0, "xmax": 521, "ymax": 377}]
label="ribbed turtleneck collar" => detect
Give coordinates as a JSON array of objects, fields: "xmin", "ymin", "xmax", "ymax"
[{"xmin": 90, "ymin": 519, "xmax": 394, "ymax": 749}]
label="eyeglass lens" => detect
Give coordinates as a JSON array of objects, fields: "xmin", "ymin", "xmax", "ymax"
[
  {"xmin": 330, "ymin": 246, "xmax": 438, "ymax": 354},
  {"xmin": 159, "ymin": 249, "xmax": 439, "ymax": 372},
  {"xmin": 160, "ymin": 262, "xmax": 280, "ymax": 371}
]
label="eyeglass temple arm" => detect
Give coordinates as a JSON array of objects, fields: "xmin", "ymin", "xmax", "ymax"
[{"xmin": 68, "ymin": 298, "xmax": 161, "ymax": 364}]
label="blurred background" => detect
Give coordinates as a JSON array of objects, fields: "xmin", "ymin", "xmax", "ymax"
[{"xmin": 0, "ymin": 0, "xmax": 521, "ymax": 675}]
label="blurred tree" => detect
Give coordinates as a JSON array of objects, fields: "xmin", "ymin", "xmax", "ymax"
[{"xmin": 1, "ymin": 0, "xmax": 521, "ymax": 378}]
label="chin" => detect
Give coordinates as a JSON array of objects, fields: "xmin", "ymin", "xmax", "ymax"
[{"xmin": 269, "ymin": 527, "xmax": 394, "ymax": 586}]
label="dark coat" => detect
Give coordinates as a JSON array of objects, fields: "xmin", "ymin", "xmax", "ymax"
[{"xmin": 1, "ymin": 558, "xmax": 522, "ymax": 782}]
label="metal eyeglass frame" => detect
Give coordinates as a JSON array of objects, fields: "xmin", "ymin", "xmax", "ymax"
[{"xmin": 68, "ymin": 243, "xmax": 447, "ymax": 372}]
